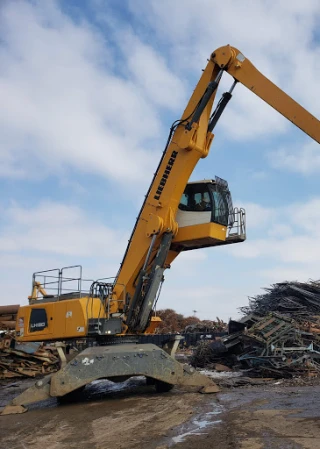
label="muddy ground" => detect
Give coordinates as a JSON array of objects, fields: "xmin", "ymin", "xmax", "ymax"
[{"xmin": 0, "ymin": 377, "xmax": 319, "ymax": 449}]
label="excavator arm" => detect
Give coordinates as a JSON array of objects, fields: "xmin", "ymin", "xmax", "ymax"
[
  {"xmin": 28, "ymin": 281, "xmax": 48, "ymax": 301},
  {"xmin": 112, "ymin": 45, "xmax": 320, "ymax": 335},
  {"xmin": 212, "ymin": 46, "xmax": 320, "ymax": 142}
]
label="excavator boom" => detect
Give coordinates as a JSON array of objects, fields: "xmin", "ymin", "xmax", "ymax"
[
  {"xmin": 113, "ymin": 45, "xmax": 320, "ymax": 334},
  {"xmin": 212, "ymin": 45, "xmax": 320, "ymax": 142}
]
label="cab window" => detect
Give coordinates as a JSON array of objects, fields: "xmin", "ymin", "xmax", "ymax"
[
  {"xmin": 209, "ymin": 186, "xmax": 229, "ymax": 226},
  {"xmin": 178, "ymin": 185, "xmax": 212, "ymax": 212}
]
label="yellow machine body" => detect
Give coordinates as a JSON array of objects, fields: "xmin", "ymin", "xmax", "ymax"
[
  {"xmin": 17, "ymin": 296, "xmax": 162, "ymax": 341},
  {"xmin": 17, "ymin": 297, "xmax": 103, "ymax": 341},
  {"xmin": 15, "ymin": 44, "xmax": 320, "ymax": 343}
]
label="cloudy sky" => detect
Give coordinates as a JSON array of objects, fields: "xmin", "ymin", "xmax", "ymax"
[{"xmin": 1, "ymin": 0, "xmax": 320, "ymax": 321}]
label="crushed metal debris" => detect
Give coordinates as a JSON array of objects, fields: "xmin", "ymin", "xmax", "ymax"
[
  {"xmin": 0, "ymin": 337, "xmax": 60, "ymax": 379},
  {"xmin": 191, "ymin": 280, "xmax": 320, "ymax": 379},
  {"xmin": 240, "ymin": 280, "xmax": 320, "ymax": 328}
]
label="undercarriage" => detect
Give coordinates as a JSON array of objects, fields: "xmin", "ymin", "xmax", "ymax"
[{"xmin": 1, "ymin": 340, "xmax": 219, "ymax": 415}]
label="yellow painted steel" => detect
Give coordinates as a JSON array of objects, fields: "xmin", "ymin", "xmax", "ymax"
[
  {"xmin": 173, "ymin": 222, "xmax": 227, "ymax": 248},
  {"xmin": 145, "ymin": 316, "xmax": 162, "ymax": 334},
  {"xmin": 212, "ymin": 46, "xmax": 320, "ymax": 143},
  {"xmin": 16, "ymin": 297, "xmax": 107, "ymax": 342},
  {"xmin": 28, "ymin": 281, "xmax": 48, "ymax": 300}
]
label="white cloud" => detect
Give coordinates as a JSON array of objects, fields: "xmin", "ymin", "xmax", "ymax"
[
  {"xmin": 260, "ymin": 265, "xmax": 320, "ymax": 284},
  {"xmin": 0, "ymin": 201, "xmax": 128, "ymax": 257},
  {"xmin": 267, "ymin": 224, "xmax": 293, "ymax": 238},
  {"xmin": 269, "ymin": 141, "xmax": 320, "ymax": 175},
  {"xmin": 129, "ymin": 0, "xmax": 320, "ymax": 141},
  {"xmin": 117, "ymin": 31, "xmax": 187, "ymax": 110},
  {"xmin": 160, "ymin": 284, "xmax": 234, "ymax": 319},
  {"xmin": 228, "ymin": 196, "xmax": 320, "ymax": 265},
  {"xmin": 2, "ymin": 0, "xmax": 319, "ymax": 186},
  {"xmin": 217, "ymin": 82, "xmax": 289, "ymax": 140},
  {"xmin": 240, "ymin": 202, "xmax": 274, "ymax": 229},
  {"xmin": 289, "ymin": 197, "xmax": 320, "ymax": 231},
  {"xmin": 160, "ymin": 279, "xmax": 264, "ymax": 321},
  {"xmin": 0, "ymin": 200, "xmax": 128, "ymax": 306},
  {"xmin": 0, "ymin": 0, "xmax": 187, "ymax": 184},
  {"xmin": 237, "ymin": 236, "xmax": 320, "ymax": 263}
]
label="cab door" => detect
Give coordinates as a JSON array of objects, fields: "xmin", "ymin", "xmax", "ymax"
[{"xmin": 27, "ymin": 304, "xmax": 55, "ymax": 338}]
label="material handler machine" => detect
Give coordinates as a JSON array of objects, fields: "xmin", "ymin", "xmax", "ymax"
[{"xmin": 3, "ymin": 45, "xmax": 320, "ymax": 414}]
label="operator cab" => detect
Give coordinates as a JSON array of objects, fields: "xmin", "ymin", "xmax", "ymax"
[
  {"xmin": 173, "ymin": 177, "xmax": 245, "ymax": 251},
  {"xmin": 176, "ymin": 177, "xmax": 231, "ymax": 228}
]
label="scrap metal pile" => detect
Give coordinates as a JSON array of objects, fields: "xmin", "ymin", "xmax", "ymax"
[
  {"xmin": 0, "ymin": 338, "xmax": 60, "ymax": 379},
  {"xmin": 0, "ymin": 305, "xmax": 19, "ymax": 331},
  {"xmin": 240, "ymin": 280, "xmax": 320, "ymax": 329},
  {"xmin": 184, "ymin": 318, "xmax": 227, "ymax": 333},
  {"xmin": 191, "ymin": 280, "xmax": 320, "ymax": 378}
]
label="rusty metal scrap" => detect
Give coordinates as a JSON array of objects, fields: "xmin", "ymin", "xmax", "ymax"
[
  {"xmin": 0, "ymin": 305, "xmax": 19, "ymax": 315},
  {"xmin": 191, "ymin": 313, "xmax": 320, "ymax": 378},
  {"xmin": 190, "ymin": 340, "xmax": 232, "ymax": 368},
  {"xmin": 184, "ymin": 318, "xmax": 228, "ymax": 334},
  {"xmin": 235, "ymin": 313, "xmax": 320, "ymax": 376},
  {"xmin": 240, "ymin": 280, "xmax": 320, "ymax": 328},
  {"xmin": 191, "ymin": 279, "xmax": 320, "ymax": 379},
  {"xmin": 0, "ymin": 304, "xmax": 19, "ymax": 331},
  {"xmin": 0, "ymin": 337, "xmax": 60, "ymax": 379}
]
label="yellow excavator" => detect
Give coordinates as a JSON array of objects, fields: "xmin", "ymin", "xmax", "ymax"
[{"xmin": 3, "ymin": 45, "xmax": 320, "ymax": 414}]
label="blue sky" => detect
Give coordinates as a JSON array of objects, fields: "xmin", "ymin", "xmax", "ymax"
[{"xmin": 1, "ymin": 0, "xmax": 320, "ymax": 320}]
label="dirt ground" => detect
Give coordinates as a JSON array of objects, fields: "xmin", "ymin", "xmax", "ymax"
[{"xmin": 0, "ymin": 377, "xmax": 319, "ymax": 449}]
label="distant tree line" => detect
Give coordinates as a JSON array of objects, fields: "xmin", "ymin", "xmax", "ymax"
[{"xmin": 155, "ymin": 308, "xmax": 227, "ymax": 334}]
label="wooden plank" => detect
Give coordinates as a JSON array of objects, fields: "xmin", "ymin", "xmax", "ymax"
[
  {"xmin": 255, "ymin": 317, "xmax": 276, "ymax": 331},
  {"xmin": 263, "ymin": 321, "xmax": 286, "ymax": 338}
]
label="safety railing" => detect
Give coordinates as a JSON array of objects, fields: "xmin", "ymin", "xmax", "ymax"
[
  {"xmin": 227, "ymin": 207, "xmax": 246, "ymax": 241},
  {"xmin": 30, "ymin": 265, "xmax": 95, "ymax": 302},
  {"xmin": 85, "ymin": 279, "xmax": 127, "ymax": 321}
]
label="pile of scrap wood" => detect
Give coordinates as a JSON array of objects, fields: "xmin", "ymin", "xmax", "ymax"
[
  {"xmin": 184, "ymin": 318, "xmax": 227, "ymax": 333},
  {"xmin": 191, "ymin": 280, "xmax": 320, "ymax": 378},
  {"xmin": 0, "ymin": 337, "xmax": 60, "ymax": 379},
  {"xmin": 0, "ymin": 305, "xmax": 19, "ymax": 331}
]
